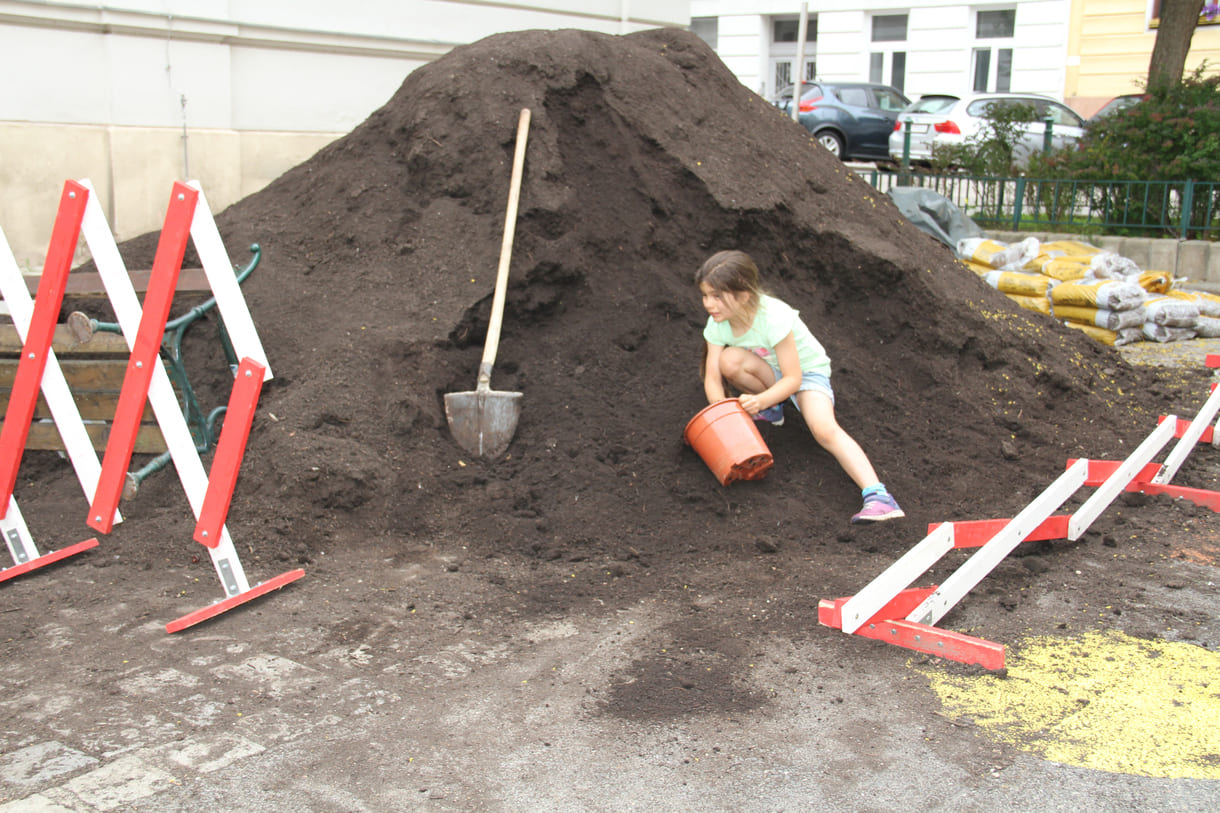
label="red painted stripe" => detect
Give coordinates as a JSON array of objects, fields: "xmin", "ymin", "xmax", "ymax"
[
  {"xmin": 1161, "ymin": 415, "xmax": 1216, "ymax": 444},
  {"xmin": 0, "ymin": 181, "xmax": 89, "ymax": 515},
  {"xmin": 194, "ymin": 358, "xmax": 266, "ymax": 547},
  {"xmin": 88, "ymin": 183, "xmax": 198, "ymax": 533},
  {"xmin": 165, "ymin": 568, "xmax": 305, "ymax": 633},
  {"xmin": 0, "ymin": 538, "xmax": 99, "ymax": 583},
  {"xmin": 926, "ymin": 514, "xmax": 1072, "ymax": 548}
]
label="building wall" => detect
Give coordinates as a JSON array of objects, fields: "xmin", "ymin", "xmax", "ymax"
[
  {"xmin": 692, "ymin": 1, "xmax": 1071, "ymax": 101},
  {"xmin": 1, "ymin": 0, "xmax": 689, "ymax": 271},
  {"xmin": 1067, "ymin": 0, "xmax": 1220, "ymax": 117}
]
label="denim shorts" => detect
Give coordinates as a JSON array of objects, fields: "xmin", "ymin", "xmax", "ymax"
[{"xmin": 766, "ymin": 364, "xmax": 835, "ymax": 408}]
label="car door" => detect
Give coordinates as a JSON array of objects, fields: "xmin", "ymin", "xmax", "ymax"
[
  {"xmin": 1038, "ymin": 100, "xmax": 1085, "ymax": 153},
  {"xmin": 863, "ymin": 86, "xmax": 910, "ymax": 159}
]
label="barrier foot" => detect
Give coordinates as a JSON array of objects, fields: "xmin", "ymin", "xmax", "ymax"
[
  {"xmin": 820, "ymin": 590, "xmax": 1006, "ymax": 671},
  {"xmin": 165, "ymin": 568, "xmax": 304, "ymax": 633},
  {"xmin": 0, "ymin": 538, "xmax": 99, "ymax": 583}
]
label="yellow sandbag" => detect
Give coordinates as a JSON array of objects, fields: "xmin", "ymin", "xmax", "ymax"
[
  {"xmin": 983, "ymin": 270, "xmax": 1054, "ymax": 297},
  {"xmin": 1166, "ymin": 288, "xmax": 1220, "ymax": 316},
  {"xmin": 959, "ymin": 259, "xmax": 992, "ymax": 276},
  {"xmin": 1138, "ymin": 270, "xmax": 1173, "ymax": 294},
  {"xmin": 1037, "ymin": 256, "xmax": 1093, "ymax": 281},
  {"xmin": 1056, "ymin": 304, "xmax": 1145, "ymax": 331},
  {"xmin": 1006, "ymin": 294, "xmax": 1052, "ymax": 315},
  {"xmin": 1040, "ymin": 240, "xmax": 1102, "ymax": 258},
  {"xmin": 960, "ymin": 238, "xmax": 1013, "ymax": 267},
  {"xmin": 1063, "ymin": 321, "xmax": 1119, "ymax": 345},
  {"xmin": 1049, "ymin": 279, "xmax": 1144, "ymax": 310}
]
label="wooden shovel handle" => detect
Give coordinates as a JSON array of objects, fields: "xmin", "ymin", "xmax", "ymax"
[{"xmin": 479, "ymin": 107, "xmax": 530, "ymax": 380}]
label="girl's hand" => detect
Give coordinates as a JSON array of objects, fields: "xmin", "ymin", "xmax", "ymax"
[{"xmin": 738, "ymin": 394, "xmax": 766, "ymax": 416}]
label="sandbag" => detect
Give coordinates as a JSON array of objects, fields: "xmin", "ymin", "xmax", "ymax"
[
  {"xmin": 1137, "ymin": 271, "xmax": 1174, "ymax": 294},
  {"xmin": 1166, "ymin": 289, "xmax": 1220, "ymax": 318},
  {"xmin": 1006, "ymin": 293, "xmax": 1052, "ymax": 315},
  {"xmin": 1055, "ymin": 304, "xmax": 1145, "ymax": 331},
  {"xmin": 1063, "ymin": 321, "xmax": 1119, "ymax": 345},
  {"xmin": 959, "ymin": 259, "xmax": 993, "ymax": 276},
  {"xmin": 1037, "ymin": 256, "xmax": 1093, "ymax": 281},
  {"xmin": 1040, "ymin": 240, "xmax": 1102, "ymax": 258},
  {"xmin": 1194, "ymin": 316, "xmax": 1220, "ymax": 338},
  {"xmin": 1049, "ymin": 280, "xmax": 1144, "ymax": 311},
  {"xmin": 1090, "ymin": 251, "xmax": 1142, "ymax": 280},
  {"xmin": 956, "ymin": 238, "xmax": 1011, "ymax": 266},
  {"xmin": 1115, "ymin": 327, "xmax": 1144, "ymax": 346},
  {"xmin": 1144, "ymin": 296, "xmax": 1199, "ymax": 327},
  {"xmin": 987, "ymin": 236, "xmax": 1041, "ymax": 270},
  {"xmin": 982, "ymin": 270, "xmax": 1055, "ymax": 297},
  {"xmin": 1142, "ymin": 323, "xmax": 1196, "ymax": 343}
]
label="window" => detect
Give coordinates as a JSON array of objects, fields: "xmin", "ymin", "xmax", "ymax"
[
  {"xmin": 869, "ymin": 14, "xmax": 908, "ymax": 92},
  {"xmin": 773, "ymin": 19, "xmax": 817, "ymax": 43},
  {"xmin": 972, "ymin": 9, "xmax": 1015, "ymax": 92},
  {"xmin": 976, "ymin": 9, "xmax": 1016, "ymax": 38},
  {"xmin": 872, "ymin": 14, "xmax": 908, "ymax": 42},
  {"xmin": 690, "ymin": 17, "xmax": 718, "ymax": 51},
  {"xmin": 770, "ymin": 15, "xmax": 817, "ymax": 99}
]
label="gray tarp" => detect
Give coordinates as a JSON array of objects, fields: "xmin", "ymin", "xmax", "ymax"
[{"xmin": 888, "ymin": 187, "xmax": 983, "ymax": 247}]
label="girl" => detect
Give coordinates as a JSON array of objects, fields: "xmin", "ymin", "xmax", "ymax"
[{"xmin": 695, "ymin": 249, "xmax": 904, "ymax": 524}]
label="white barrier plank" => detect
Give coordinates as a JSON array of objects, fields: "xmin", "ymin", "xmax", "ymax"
[
  {"xmin": 0, "ymin": 224, "xmax": 119, "ymax": 526},
  {"xmin": 839, "ymin": 522, "xmax": 954, "ymax": 634},
  {"xmin": 1069, "ymin": 416, "xmax": 1177, "ymax": 540},
  {"xmin": 186, "ymin": 182, "xmax": 272, "ymax": 381},
  {"xmin": 1155, "ymin": 387, "xmax": 1220, "ymax": 484},
  {"xmin": 907, "ymin": 458, "xmax": 1089, "ymax": 628},
  {"xmin": 78, "ymin": 179, "xmax": 250, "ymax": 595}
]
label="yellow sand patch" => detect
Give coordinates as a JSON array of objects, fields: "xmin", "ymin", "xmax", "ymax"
[{"xmin": 916, "ymin": 630, "xmax": 1220, "ymax": 778}]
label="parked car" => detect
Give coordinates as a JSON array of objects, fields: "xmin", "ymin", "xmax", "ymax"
[
  {"xmin": 772, "ymin": 81, "xmax": 911, "ymax": 163},
  {"xmin": 888, "ymin": 92, "xmax": 1086, "ymax": 167},
  {"xmin": 1088, "ymin": 93, "xmax": 1145, "ymax": 124}
]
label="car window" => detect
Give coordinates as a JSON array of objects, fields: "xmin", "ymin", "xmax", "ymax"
[
  {"xmin": 968, "ymin": 97, "xmax": 1037, "ymax": 119},
  {"xmin": 1043, "ymin": 101, "xmax": 1084, "ymax": 128},
  {"xmin": 798, "ymin": 83, "xmax": 825, "ymax": 102},
  {"xmin": 874, "ymin": 89, "xmax": 909, "ymax": 112},
  {"xmin": 838, "ymin": 87, "xmax": 868, "ymax": 107},
  {"xmin": 908, "ymin": 95, "xmax": 959, "ymax": 114}
]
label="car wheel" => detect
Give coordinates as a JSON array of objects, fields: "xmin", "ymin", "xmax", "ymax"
[{"xmin": 816, "ymin": 131, "xmax": 845, "ymax": 159}]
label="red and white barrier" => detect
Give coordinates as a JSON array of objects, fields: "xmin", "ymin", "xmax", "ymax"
[
  {"xmin": 822, "ymin": 357, "xmax": 1220, "ymax": 669},
  {"xmin": 0, "ymin": 181, "xmax": 107, "ymax": 581},
  {"xmin": 1, "ymin": 178, "xmax": 301, "ymax": 627}
]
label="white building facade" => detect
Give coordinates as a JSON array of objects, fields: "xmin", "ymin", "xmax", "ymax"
[
  {"xmin": 690, "ymin": 1, "xmax": 1071, "ymax": 103},
  {"xmin": 1, "ymin": 1, "xmax": 689, "ymax": 269}
]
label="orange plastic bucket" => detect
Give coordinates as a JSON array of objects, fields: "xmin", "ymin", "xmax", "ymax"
[{"xmin": 683, "ymin": 398, "xmax": 774, "ymax": 486}]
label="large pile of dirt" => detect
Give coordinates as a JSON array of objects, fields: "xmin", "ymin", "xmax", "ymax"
[{"xmin": 33, "ymin": 28, "xmax": 1215, "ymax": 650}]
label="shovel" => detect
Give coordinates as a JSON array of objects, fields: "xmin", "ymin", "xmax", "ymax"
[{"xmin": 444, "ymin": 107, "xmax": 531, "ymax": 458}]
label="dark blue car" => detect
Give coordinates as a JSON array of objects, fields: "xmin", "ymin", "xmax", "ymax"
[{"xmin": 773, "ymin": 81, "xmax": 911, "ymax": 163}]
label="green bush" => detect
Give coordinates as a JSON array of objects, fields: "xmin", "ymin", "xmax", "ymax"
[
  {"xmin": 930, "ymin": 101, "xmax": 1039, "ymax": 176},
  {"xmin": 1029, "ymin": 66, "xmax": 1220, "ymax": 182}
]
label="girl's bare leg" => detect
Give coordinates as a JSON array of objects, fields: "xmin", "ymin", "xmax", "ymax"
[
  {"xmin": 717, "ymin": 347, "xmax": 776, "ymax": 394},
  {"xmin": 793, "ymin": 389, "xmax": 880, "ymax": 490}
]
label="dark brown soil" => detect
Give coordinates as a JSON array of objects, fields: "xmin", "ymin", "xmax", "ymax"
[{"xmin": 9, "ymin": 27, "xmax": 1220, "ymax": 733}]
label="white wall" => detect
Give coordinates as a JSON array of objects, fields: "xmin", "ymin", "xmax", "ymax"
[
  {"xmin": 1, "ymin": 0, "xmax": 689, "ymax": 270},
  {"xmin": 692, "ymin": 0, "xmax": 1071, "ymax": 101}
]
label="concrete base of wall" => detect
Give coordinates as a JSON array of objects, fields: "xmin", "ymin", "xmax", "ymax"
[{"xmin": 988, "ymin": 230, "xmax": 1220, "ymax": 292}]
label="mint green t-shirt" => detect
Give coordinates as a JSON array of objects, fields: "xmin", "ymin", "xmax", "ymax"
[{"xmin": 702, "ymin": 295, "xmax": 831, "ymax": 378}]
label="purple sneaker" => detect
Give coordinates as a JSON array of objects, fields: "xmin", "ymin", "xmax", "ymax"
[
  {"xmin": 753, "ymin": 404, "xmax": 784, "ymax": 426},
  {"xmin": 851, "ymin": 493, "xmax": 905, "ymax": 524}
]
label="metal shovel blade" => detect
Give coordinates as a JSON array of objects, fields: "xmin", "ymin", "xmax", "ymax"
[{"xmin": 444, "ymin": 385, "xmax": 522, "ymax": 458}]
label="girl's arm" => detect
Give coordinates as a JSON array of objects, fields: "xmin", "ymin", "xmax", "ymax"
[
  {"xmin": 740, "ymin": 332, "xmax": 801, "ymax": 414},
  {"xmin": 703, "ymin": 342, "xmax": 727, "ymax": 403}
]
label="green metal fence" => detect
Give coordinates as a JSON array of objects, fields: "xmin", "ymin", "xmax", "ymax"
[{"xmin": 860, "ymin": 171, "xmax": 1220, "ymax": 241}]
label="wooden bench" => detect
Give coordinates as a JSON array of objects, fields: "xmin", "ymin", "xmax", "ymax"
[{"xmin": 0, "ymin": 245, "xmax": 261, "ymax": 492}]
